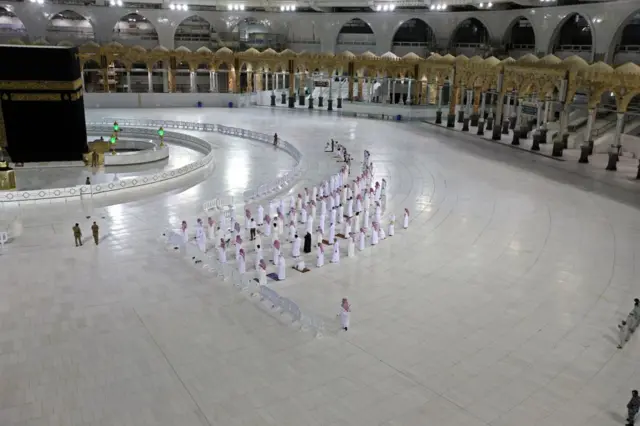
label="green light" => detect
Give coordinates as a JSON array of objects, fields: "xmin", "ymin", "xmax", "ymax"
[
  {"xmin": 157, "ymin": 128, "xmax": 164, "ymax": 137},
  {"xmin": 113, "ymin": 122, "xmax": 119, "ymax": 131},
  {"xmin": 110, "ymin": 136, "xmax": 116, "ymax": 144}
]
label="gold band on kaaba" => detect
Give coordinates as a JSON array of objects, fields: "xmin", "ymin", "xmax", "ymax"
[
  {"xmin": 1, "ymin": 89, "xmax": 84, "ymax": 102},
  {"xmin": 0, "ymin": 78, "xmax": 83, "ymax": 91}
]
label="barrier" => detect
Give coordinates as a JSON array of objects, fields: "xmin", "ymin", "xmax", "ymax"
[{"xmin": 163, "ymin": 228, "xmax": 324, "ymax": 337}]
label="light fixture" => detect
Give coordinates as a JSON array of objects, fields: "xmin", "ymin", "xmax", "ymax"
[
  {"xmin": 430, "ymin": 4, "xmax": 435, "ymax": 9},
  {"xmin": 169, "ymin": 3, "xmax": 175, "ymax": 9},
  {"xmin": 479, "ymin": 2, "xmax": 483, "ymax": 6},
  {"xmin": 291, "ymin": 4, "xmax": 295, "ymax": 10},
  {"xmin": 117, "ymin": 0, "xmax": 122, "ymax": 5},
  {"xmin": 239, "ymin": 4, "xmax": 244, "ymax": 9},
  {"xmin": 228, "ymin": 4, "xmax": 232, "ymax": 9},
  {"xmin": 376, "ymin": 4, "xmax": 381, "ymax": 10},
  {"xmin": 487, "ymin": 2, "xmax": 492, "ymax": 6},
  {"xmin": 383, "ymin": 4, "xmax": 388, "ymax": 10},
  {"xmin": 389, "ymin": 4, "xmax": 395, "ymax": 10},
  {"xmin": 36, "ymin": 0, "xmax": 44, "ymax": 4},
  {"xmin": 280, "ymin": 5, "xmax": 285, "ymax": 10},
  {"xmin": 441, "ymin": 3, "xmax": 447, "ymax": 9}
]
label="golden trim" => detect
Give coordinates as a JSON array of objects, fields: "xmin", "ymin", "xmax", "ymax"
[
  {"xmin": 69, "ymin": 90, "xmax": 83, "ymax": 101},
  {"xmin": 10, "ymin": 93, "xmax": 62, "ymax": 101},
  {"xmin": 0, "ymin": 78, "xmax": 83, "ymax": 91}
]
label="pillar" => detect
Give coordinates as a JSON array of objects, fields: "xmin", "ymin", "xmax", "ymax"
[
  {"xmin": 606, "ymin": 112, "xmax": 626, "ymax": 170},
  {"xmin": 435, "ymin": 85, "xmax": 443, "ymax": 124},
  {"xmin": 512, "ymin": 99, "xmax": 523, "ymax": 145},
  {"xmin": 190, "ymin": 70, "xmax": 196, "ymax": 93},
  {"xmin": 578, "ymin": 107, "xmax": 597, "ymax": 163},
  {"xmin": 288, "ymin": 63, "xmax": 295, "ymax": 108},
  {"xmin": 392, "ymin": 80, "xmax": 396, "ymax": 104},
  {"xmin": 147, "ymin": 70, "xmax": 153, "ymax": 93},
  {"xmin": 407, "ymin": 79, "xmax": 412, "ymax": 105},
  {"xmin": 447, "ymin": 84, "xmax": 458, "ymax": 128},
  {"xmin": 471, "ymin": 89, "xmax": 480, "ymax": 126},
  {"xmin": 476, "ymin": 92, "xmax": 486, "ymax": 136},
  {"xmin": 126, "ymin": 71, "xmax": 131, "ymax": 93},
  {"xmin": 387, "ymin": 78, "xmax": 391, "ymax": 104},
  {"xmin": 457, "ymin": 85, "xmax": 465, "ymax": 123},
  {"xmin": 328, "ymin": 77, "xmax": 333, "ymax": 111}
]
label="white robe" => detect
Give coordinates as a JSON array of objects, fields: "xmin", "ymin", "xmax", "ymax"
[
  {"xmin": 218, "ymin": 247, "xmax": 226, "ymax": 263},
  {"xmin": 359, "ymin": 232, "xmax": 365, "ymax": 251},
  {"xmin": 254, "ymin": 234, "xmax": 262, "ymax": 251},
  {"xmin": 379, "ymin": 227, "xmax": 386, "ymax": 240},
  {"xmin": 277, "ymin": 218, "xmax": 284, "ymax": 235},
  {"xmin": 363, "ymin": 211, "xmax": 370, "ymax": 229},
  {"xmin": 334, "ymin": 193, "xmax": 340, "ymax": 207},
  {"xmin": 269, "ymin": 202, "xmax": 276, "ymax": 218},
  {"xmin": 181, "ymin": 229, "xmax": 188, "ymax": 244},
  {"xmin": 330, "ymin": 208, "xmax": 337, "ymax": 224},
  {"xmin": 354, "ymin": 215, "xmax": 361, "ymax": 232},
  {"xmin": 273, "ymin": 248, "xmax": 280, "ymax": 265},
  {"xmin": 207, "ymin": 225, "xmax": 215, "ymax": 240},
  {"xmin": 255, "ymin": 249, "xmax": 263, "ymax": 270},
  {"xmin": 312, "ymin": 186, "xmax": 317, "ymax": 200},
  {"xmin": 306, "ymin": 216, "xmax": 314, "ymax": 234},
  {"xmin": 257, "ymin": 206, "xmax": 264, "ymax": 225},
  {"xmin": 277, "ymin": 257, "xmax": 286, "ymax": 280},
  {"xmin": 344, "ymin": 222, "xmax": 351, "ymax": 237},
  {"xmin": 371, "ymin": 228, "xmax": 379, "ymax": 245},
  {"xmin": 238, "ymin": 256, "xmax": 246, "ymax": 274},
  {"xmin": 403, "ymin": 213, "xmax": 409, "ymax": 229},
  {"xmin": 331, "ymin": 242, "xmax": 340, "ymax": 263},
  {"xmin": 375, "ymin": 206, "xmax": 381, "ymax": 223},
  {"xmin": 219, "ymin": 213, "xmax": 226, "ymax": 230},
  {"xmin": 289, "ymin": 225, "xmax": 296, "ymax": 242},
  {"xmin": 356, "ymin": 199, "xmax": 362, "ymax": 213},
  {"xmin": 258, "ymin": 268, "xmax": 267, "ymax": 286},
  {"xmin": 316, "ymin": 232, "xmax": 323, "ymax": 246},
  {"xmin": 292, "ymin": 237, "xmax": 301, "ymax": 258},
  {"xmin": 319, "ymin": 215, "xmax": 326, "ymax": 234},
  {"xmin": 348, "ymin": 237, "xmax": 355, "ymax": 257},
  {"xmin": 304, "ymin": 193, "xmax": 309, "ymax": 204},
  {"xmin": 311, "ymin": 205, "xmax": 317, "ymax": 219},
  {"xmin": 265, "ymin": 223, "xmax": 272, "ymax": 237},
  {"xmin": 320, "ymin": 200, "xmax": 327, "ymax": 217},
  {"xmin": 389, "ymin": 222, "xmax": 395, "ymax": 236},
  {"xmin": 340, "ymin": 308, "xmax": 350, "ymax": 329},
  {"xmin": 300, "ymin": 209, "xmax": 307, "ymax": 224},
  {"xmin": 337, "ymin": 206, "xmax": 344, "ymax": 224},
  {"xmin": 328, "ymin": 223, "xmax": 336, "ymax": 243},
  {"xmin": 195, "ymin": 226, "xmax": 206, "ymax": 252},
  {"xmin": 316, "ymin": 247, "xmax": 324, "ymax": 267},
  {"xmin": 347, "ymin": 200, "xmax": 353, "ymax": 217}
]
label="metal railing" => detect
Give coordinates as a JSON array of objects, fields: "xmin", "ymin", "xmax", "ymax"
[{"xmin": 164, "ymin": 229, "xmax": 325, "ymax": 337}]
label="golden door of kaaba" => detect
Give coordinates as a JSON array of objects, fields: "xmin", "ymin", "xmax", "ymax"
[{"xmin": 0, "ymin": 45, "xmax": 88, "ymax": 163}]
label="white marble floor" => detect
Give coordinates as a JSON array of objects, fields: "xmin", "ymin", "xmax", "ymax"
[{"xmin": 0, "ymin": 107, "xmax": 639, "ymax": 426}]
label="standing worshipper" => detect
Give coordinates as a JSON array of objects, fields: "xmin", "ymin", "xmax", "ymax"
[
  {"xmin": 272, "ymin": 240, "xmax": 281, "ymax": 265},
  {"xmin": 258, "ymin": 259, "xmax": 267, "ymax": 286},
  {"xmin": 371, "ymin": 222, "xmax": 379, "ymax": 246},
  {"xmin": 218, "ymin": 239, "xmax": 227, "ymax": 263},
  {"xmin": 618, "ymin": 319, "xmax": 630, "ymax": 349},
  {"xmin": 277, "ymin": 212, "xmax": 285, "ymax": 236},
  {"xmin": 363, "ymin": 208, "xmax": 370, "ymax": 230},
  {"xmin": 207, "ymin": 217, "xmax": 216, "ymax": 240},
  {"xmin": 288, "ymin": 220, "xmax": 296, "ymax": 243},
  {"xmin": 310, "ymin": 200, "xmax": 317, "ymax": 219},
  {"xmin": 316, "ymin": 243, "xmax": 325, "ymax": 267},
  {"xmin": 255, "ymin": 244, "xmax": 263, "ymax": 270},
  {"xmin": 316, "ymin": 226, "xmax": 324, "ymax": 246},
  {"xmin": 250, "ymin": 218, "xmax": 257, "ymax": 241},
  {"xmin": 300, "ymin": 204, "xmax": 308, "ymax": 224},
  {"xmin": 379, "ymin": 222, "xmax": 386, "ymax": 240},
  {"xmin": 388, "ymin": 214, "xmax": 395, "ymax": 237},
  {"xmin": 337, "ymin": 203, "xmax": 344, "ymax": 224},
  {"xmin": 403, "ymin": 208, "xmax": 410, "ymax": 229},
  {"xmin": 269, "ymin": 200, "xmax": 277, "ymax": 218},
  {"xmin": 296, "ymin": 194, "xmax": 303, "ymax": 212},
  {"xmin": 631, "ymin": 299, "xmax": 640, "ymax": 333},
  {"xmin": 321, "ymin": 196, "xmax": 327, "ymax": 217},
  {"xmin": 339, "ymin": 298, "xmax": 351, "ymax": 331},
  {"xmin": 237, "ymin": 248, "xmax": 246, "ymax": 274},
  {"xmin": 257, "ymin": 205, "xmax": 264, "ymax": 226},
  {"xmin": 331, "ymin": 239, "xmax": 340, "ymax": 264},
  {"xmin": 292, "ymin": 234, "xmax": 301, "ymax": 259},
  {"xmin": 328, "ymin": 222, "xmax": 336, "ymax": 243},
  {"xmin": 254, "ymin": 231, "xmax": 262, "ymax": 251},
  {"xmin": 234, "ymin": 221, "xmax": 241, "ymax": 239},
  {"xmin": 347, "ymin": 197, "xmax": 353, "ymax": 218},
  {"xmin": 306, "ymin": 214, "xmax": 314, "ymax": 234},
  {"xmin": 356, "ymin": 194, "xmax": 363, "ymax": 214},
  {"xmin": 312, "ymin": 185, "xmax": 318, "ymax": 201},
  {"xmin": 234, "ymin": 235, "xmax": 243, "ymax": 259},
  {"xmin": 374, "ymin": 201, "xmax": 381, "ymax": 223},
  {"xmin": 319, "ymin": 213, "xmax": 326, "ymax": 235},
  {"xmin": 264, "ymin": 216, "xmax": 272, "ymax": 237},
  {"xmin": 354, "ymin": 212, "xmax": 361, "ymax": 233},
  {"xmin": 343, "ymin": 217, "xmax": 351, "ymax": 238},
  {"xmin": 303, "ymin": 232, "xmax": 312, "ymax": 254},
  {"xmin": 347, "ymin": 233, "xmax": 355, "ymax": 257},
  {"xmin": 245, "ymin": 209, "xmax": 251, "ymax": 231},
  {"xmin": 628, "ymin": 390, "xmax": 640, "ymax": 426},
  {"xmin": 277, "ymin": 253, "xmax": 286, "ymax": 280},
  {"xmin": 304, "ymin": 187, "xmax": 310, "ymax": 204},
  {"xmin": 330, "ymin": 206, "xmax": 337, "ymax": 225},
  {"xmin": 195, "ymin": 219, "xmax": 206, "ymax": 252},
  {"xmin": 358, "ymin": 228, "xmax": 366, "ymax": 251}
]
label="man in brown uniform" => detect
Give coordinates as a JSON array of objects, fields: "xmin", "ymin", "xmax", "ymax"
[
  {"xmin": 91, "ymin": 222, "xmax": 99, "ymax": 245},
  {"xmin": 72, "ymin": 223, "xmax": 82, "ymax": 246}
]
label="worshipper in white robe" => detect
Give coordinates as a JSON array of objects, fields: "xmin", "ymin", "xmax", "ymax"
[
  {"xmin": 195, "ymin": 219, "xmax": 206, "ymax": 252},
  {"xmin": 292, "ymin": 234, "xmax": 301, "ymax": 258},
  {"xmin": 319, "ymin": 214, "xmax": 326, "ymax": 234},
  {"xmin": 269, "ymin": 201, "xmax": 277, "ymax": 218},
  {"xmin": 337, "ymin": 204, "xmax": 344, "ymax": 224},
  {"xmin": 300, "ymin": 206, "xmax": 308, "ymax": 224},
  {"xmin": 356, "ymin": 195, "xmax": 363, "ymax": 213},
  {"xmin": 358, "ymin": 228, "xmax": 366, "ymax": 251},
  {"xmin": 180, "ymin": 221, "xmax": 188, "ymax": 244},
  {"xmin": 403, "ymin": 208, "xmax": 410, "ymax": 229},
  {"xmin": 279, "ymin": 199, "xmax": 285, "ymax": 216},
  {"xmin": 289, "ymin": 195, "xmax": 295, "ymax": 212},
  {"xmin": 218, "ymin": 212, "xmax": 226, "ymax": 231},
  {"xmin": 330, "ymin": 207, "xmax": 337, "ymax": 224},
  {"xmin": 341, "ymin": 187, "xmax": 347, "ymax": 205},
  {"xmin": 290, "ymin": 208, "xmax": 298, "ymax": 225},
  {"xmin": 339, "ymin": 298, "xmax": 351, "ymax": 331},
  {"xmin": 296, "ymin": 194, "xmax": 303, "ymax": 212},
  {"xmin": 381, "ymin": 179, "xmax": 387, "ymax": 198},
  {"xmin": 371, "ymin": 223, "xmax": 379, "ymax": 245},
  {"xmin": 364, "ymin": 191, "xmax": 370, "ymax": 211},
  {"xmin": 218, "ymin": 239, "xmax": 227, "ymax": 263},
  {"xmin": 258, "ymin": 259, "xmax": 267, "ymax": 286},
  {"xmin": 348, "ymin": 233, "xmax": 355, "ymax": 257},
  {"xmin": 331, "ymin": 239, "xmax": 340, "ymax": 264},
  {"xmin": 316, "ymin": 227, "xmax": 323, "ymax": 246},
  {"xmin": 316, "ymin": 243, "xmax": 325, "ymax": 267},
  {"xmin": 354, "ymin": 212, "xmax": 361, "ymax": 232},
  {"xmin": 264, "ymin": 216, "xmax": 272, "ymax": 237},
  {"xmin": 388, "ymin": 215, "xmax": 396, "ymax": 236},
  {"xmin": 235, "ymin": 235, "xmax": 243, "ymax": 259},
  {"xmin": 347, "ymin": 198, "xmax": 353, "ymax": 218},
  {"xmin": 328, "ymin": 195, "xmax": 334, "ymax": 212},
  {"xmin": 288, "ymin": 221, "xmax": 296, "ymax": 242},
  {"xmin": 363, "ymin": 209, "xmax": 370, "ymax": 230},
  {"xmin": 207, "ymin": 217, "xmax": 216, "ymax": 241},
  {"xmin": 277, "ymin": 213, "xmax": 285, "ymax": 236},
  {"xmin": 312, "ymin": 186, "xmax": 318, "ymax": 201},
  {"xmin": 257, "ymin": 205, "xmax": 264, "ymax": 225},
  {"xmin": 328, "ymin": 222, "xmax": 336, "ymax": 243},
  {"xmin": 254, "ymin": 231, "xmax": 262, "ymax": 250},
  {"xmin": 255, "ymin": 244, "xmax": 263, "ymax": 270},
  {"xmin": 272, "ymin": 240, "xmax": 280, "ymax": 265},
  {"xmin": 374, "ymin": 182, "xmax": 381, "ymax": 202},
  {"xmin": 379, "ymin": 224, "xmax": 386, "ymax": 240},
  {"xmin": 244, "ymin": 209, "xmax": 251, "ymax": 230},
  {"xmin": 306, "ymin": 215, "xmax": 314, "ymax": 234},
  {"xmin": 310, "ymin": 201, "xmax": 317, "ymax": 219},
  {"xmin": 237, "ymin": 248, "xmax": 246, "ymax": 274},
  {"xmin": 374, "ymin": 202, "xmax": 381, "ymax": 223},
  {"xmin": 277, "ymin": 253, "xmax": 286, "ymax": 280},
  {"xmin": 334, "ymin": 191, "xmax": 340, "ymax": 208},
  {"xmin": 304, "ymin": 188, "xmax": 310, "ymax": 204},
  {"xmin": 343, "ymin": 218, "xmax": 352, "ymax": 238}
]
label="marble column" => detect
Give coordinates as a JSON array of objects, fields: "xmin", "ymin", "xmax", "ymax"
[
  {"xmin": 606, "ymin": 112, "xmax": 626, "ymax": 170},
  {"xmin": 189, "ymin": 71, "xmax": 196, "ymax": 93},
  {"xmin": 407, "ymin": 79, "xmax": 412, "ymax": 105},
  {"xmin": 147, "ymin": 70, "xmax": 153, "ymax": 93},
  {"xmin": 476, "ymin": 92, "xmax": 486, "ymax": 135},
  {"xmin": 435, "ymin": 85, "xmax": 443, "ymax": 124},
  {"xmin": 578, "ymin": 107, "xmax": 597, "ymax": 163},
  {"xmin": 126, "ymin": 71, "xmax": 131, "ymax": 93}
]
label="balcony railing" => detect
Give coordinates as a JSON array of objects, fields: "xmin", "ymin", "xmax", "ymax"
[{"xmin": 555, "ymin": 44, "xmax": 592, "ymax": 51}]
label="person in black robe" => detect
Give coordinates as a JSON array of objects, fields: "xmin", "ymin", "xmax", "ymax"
[{"xmin": 303, "ymin": 232, "xmax": 312, "ymax": 253}]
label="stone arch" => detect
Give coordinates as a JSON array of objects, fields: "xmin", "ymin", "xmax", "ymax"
[
  {"xmin": 609, "ymin": 9, "xmax": 640, "ymax": 65},
  {"xmin": 450, "ymin": 17, "xmax": 491, "ymax": 55},
  {"xmin": 0, "ymin": 6, "xmax": 28, "ymax": 43},
  {"xmin": 112, "ymin": 12, "xmax": 159, "ymax": 47},
  {"xmin": 548, "ymin": 12, "xmax": 593, "ymax": 60},
  {"xmin": 391, "ymin": 18, "xmax": 436, "ymax": 56},
  {"xmin": 503, "ymin": 16, "xmax": 536, "ymax": 51},
  {"xmin": 173, "ymin": 15, "xmax": 216, "ymax": 49},
  {"xmin": 336, "ymin": 17, "xmax": 375, "ymax": 54},
  {"xmin": 45, "ymin": 10, "xmax": 94, "ymax": 44}
]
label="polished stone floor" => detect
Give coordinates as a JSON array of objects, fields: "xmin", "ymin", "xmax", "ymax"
[{"xmin": 0, "ymin": 107, "xmax": 639, "ymax": 426}]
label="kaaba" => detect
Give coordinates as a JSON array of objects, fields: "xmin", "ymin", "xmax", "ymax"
[{"xmin": 0, "ymin": 45, "xmax": 88, "ymax": 163}]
